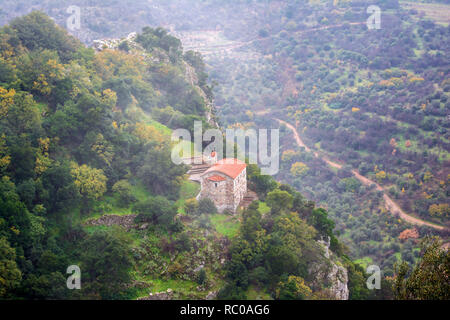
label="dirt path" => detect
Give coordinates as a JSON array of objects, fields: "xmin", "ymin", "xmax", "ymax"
[{"xmin": 277, "ymin": 119, "xmax": 445, "ymax": 231}]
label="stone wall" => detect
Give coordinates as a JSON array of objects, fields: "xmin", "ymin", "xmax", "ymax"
[
  {"xmin": 199, "ymin": 168, "xmax": 247, "ymax": 213},
  {"xmin": 83, "ymin": 214, "xmax": 138, "ymax": 231},
  {"xmin": 200, "ymin": 172, "xmax": 234, "ymax": 212},
  {"xmin": 233, "ymin": 168, "xmax": 247, "ymax": 211}
]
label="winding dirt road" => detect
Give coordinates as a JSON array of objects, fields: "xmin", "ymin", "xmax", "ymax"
[{"xmin": 277, "ymin": 119, "xmax": 445, "ymax": 231}]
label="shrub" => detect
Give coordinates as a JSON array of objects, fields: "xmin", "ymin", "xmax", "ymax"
[
  {"xmin": 198, "ymin": 198, "xmax": 217, "ymax": 214},
  {"xmin": 133, "ymin": 196, "xmax": 177, "ymax": 226},
  {"xmin": 197, "ymin": 269, "xmax": 207, "ymax": 285},
  {"xmin": 112, "ymin": 180, "xmax": 136, "ymax": 207},
  {"xmin": 184, "ymin": 198, "xmax": 199, "ymax": 215}
]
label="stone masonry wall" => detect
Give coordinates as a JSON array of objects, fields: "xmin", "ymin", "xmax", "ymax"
[
  {"xmin": 200, "ymin": 172, "xmax": 234, "ymax": 212},
  {"xmin": 233, "ymin": 168, "xmax": 247, "ymax": 211},
  {"xmin": 199, "ymin": 168, "xmax": 247, "ymax": 213}
]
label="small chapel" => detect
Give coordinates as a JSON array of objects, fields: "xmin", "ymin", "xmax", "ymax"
[{"xmin": 197, "ymin": 155, "xmax": 247, "ymax": 213}]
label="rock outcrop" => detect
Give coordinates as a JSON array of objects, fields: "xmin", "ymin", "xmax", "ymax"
[{"xmin": 309, "ymin": 237, "xmax": 349, "ymax": 300}]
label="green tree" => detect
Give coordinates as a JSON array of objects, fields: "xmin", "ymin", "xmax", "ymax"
[
  {"xmin": 266, "ymin": 189, "xmax": 293, "ymax": 215},
  {"xmin": 10, "ymin": 11, "xmax": 80, "ymax": 62},
  {"xmin": 0, "ymin": 176, "xmax": 31, "ymax": 249},
  {"xmin": 248, "ymin": 164, "xmax": 278, "ymax": 198},
  {"xmin": 133, "ymin": 196, "xmax": 178, "ymax": 226},
  {"xmin": 138, "ymin": 143, "xmax": 187, "ymax": 200},
  {"xmin": 184, "ymin": 198, "xmax": 199, "ymax": 215},
  {"xmin": 0, "ymin": 237, "xmax": 22, "ymax": 298},
  {"xmin": 197, "ymin": 198, "xmax": 217, "ymax": 215},
  {"xmin": 197, "ymin": 268, "xmax": 207, "ymax": 286},
  {"xmin": 41, "ymin": 162, "xmax": 79, "ymax": 214},
  {"xmin": 276, "ymin": 275, "xmax": 312, "ymax": 300},
  {"xmin": 112, "ymin": 179, "xmax": 136, "ymax": 207},
  {"xmin": 80, "ymin": 229, "xmax": 133, "ymax": 299},
  {"xmin": 240, "ymin": 202, "xmax": 262, "ymax": 242},
  {"xmin": 393, "ymin": 238, "xmax": 450, "ymax": 300},
  {"xmin": 308, "ymin": 208, "xmax": 335, "ymax": 239}
]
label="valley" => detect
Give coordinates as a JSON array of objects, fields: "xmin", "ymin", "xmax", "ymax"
[{"xmin": 277, "ymin": 118, "xmax": 445, "ymax": 230}]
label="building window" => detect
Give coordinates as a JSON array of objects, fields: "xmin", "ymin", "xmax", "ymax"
[{"xmin": 215, "ymin": 183, "xmax": 217, "ymax": 188}]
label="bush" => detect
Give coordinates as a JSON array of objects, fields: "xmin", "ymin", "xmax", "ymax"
[
  {"xmin": 197, "ymin": 269, "xmax": 207, "ymax": 285},
  {"xmin": 118, "ymin": 41, "xmax": 130, "ymax": 52},
  {"xmin": 198, "ymin": 198, "xmax": 217, "ymax": 215},
  {"xmin": 175, "ymin": 232, "xmax": 192, "ymax": 252},
  {"xmin": 133, "ymin": 196, "xmax": 177, "ymax": 226},
  {"xmin": 249, "ymin": 266, "xmax": 269, "ymax": 286},
  {"xmin": 184, "ymin": 198, "xmax": 199, "ymax": 215},
  {"xmin": 112, "ymin": 180, "xmax": 136, "ymax": 207}
]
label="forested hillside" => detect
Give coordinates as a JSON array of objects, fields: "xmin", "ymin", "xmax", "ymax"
[{"xmin": 0, "ymin": 11, "xmax": 212, "ymax": 299}]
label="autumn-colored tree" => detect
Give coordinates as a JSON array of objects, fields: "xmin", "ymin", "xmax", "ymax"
[
  {"xmin": 89, "ymin": 133, "xmax": 114, "ymax": 167},
  {"xmin": 405, "ymin": 140, "xmax": 412, "ymax": 148},
  {"xmin": 375, "ymin": 170, "xmax": 387, "ymax": 182},
  {"xmin": 282, "ymin": 149, "xmax": 298, "ymax": 163},
  {"xmin": 290, "ymin": 162, "xmax": 309, "ymax": 178},
  {"xmin": 184, "ymin": 198, "xmax": 199, "ymax": 215},
  {"xmin": 276, "ymin": 275, "xmax": 312, "ymax": 300},
  {"xmin": 70, "ymin": 162, "xmax": 107, "ymax": 212},
  {"xmin": 134, "ymin": 122, "xmax": 165, "ymax": 144},
  {"xmin": 428, "ymin": 204, "xmax": 449, "ymax": 218},
  {"xmin": 99, "ymin": 89, "xmax": 117, "ymax": 108},
  {"xmin": 0, "ymin": 134, "xmax": 11, "ymax": 173},
  {"xmin": 398, "ymin": 228, "xmax": 419, "ymax": 241},
  {"xmin": 18, "ymin": 50, "xmax": 65, "ymax": 96},
  {"xmin": 0, "ymin": 86, "xmax": 15, "ymax": 118},
  {"xmin": 389, "ymin": 138, "xmax": 397, "ymax": 148},
  {"xmin": 35, "ymin": 137, "xmax": 52, "ymax": 175},
  {"xmin": 423, "ymin": 171, "xmax": 433, "ymax": 182},
  {"xmin": 94, "ymin": 49, "xmax": 145, "ymax": 80}
]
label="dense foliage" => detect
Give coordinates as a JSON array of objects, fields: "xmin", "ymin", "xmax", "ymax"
[{"xmin": 0, "ymin": 11, "xmax": 208, "ymax": 299}]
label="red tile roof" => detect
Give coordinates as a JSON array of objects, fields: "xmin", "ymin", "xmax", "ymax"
[
  {"xmin": 207, "ymin": 175, "xmax": 226, "ymax": 182},
  {"xmin": 203, "ymin": 158, "xmax": 246, "ymax": 179}
]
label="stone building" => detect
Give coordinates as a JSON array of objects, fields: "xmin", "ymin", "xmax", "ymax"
[{"xmin": 198, "ymin": 158, "xmax": 247, "ymax": 213}]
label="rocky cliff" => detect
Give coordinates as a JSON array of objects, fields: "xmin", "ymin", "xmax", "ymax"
[{"xmin": 309, "ymin": 237, "xmax": 349, "ymax": 300}]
